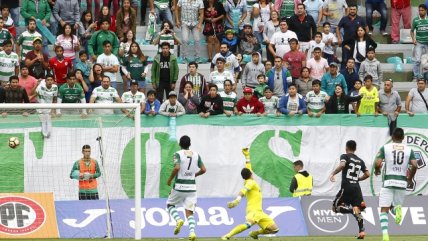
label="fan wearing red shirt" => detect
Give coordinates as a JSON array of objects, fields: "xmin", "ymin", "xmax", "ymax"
[
  {"xmin": 49, "ymin": 46, "xmax": 73, "ymax": 87},
  {"xmin": 283, "ymin": 38, "xmax": 306, "ymax": 80},
  {"xmin": 236, "ymin": 87, "xmax": 265, "ymax": 116}
]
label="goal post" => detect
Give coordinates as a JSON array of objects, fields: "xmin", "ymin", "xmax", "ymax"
[{"xmin": 0, "ymin": 103, "xmax": 142, "ymax": 240}]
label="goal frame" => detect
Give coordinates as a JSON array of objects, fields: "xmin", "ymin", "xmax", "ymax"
[{"xmin": 0, "ymin": 103, "xmax": 143, "ymax": 240}]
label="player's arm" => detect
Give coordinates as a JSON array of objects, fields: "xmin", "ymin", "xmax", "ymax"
[
  {"xmin": 374, "ymin": 147, "xmax": 385, "ymax": 176},
  {"xmin": 408, "ymin": 150, "xmax": 418, "ymax": 183},
  {"xmin": 167, "ymin": 164, "xmax": 180, "ymax": 186},
  {"xmin": 93, "ymin": 160, "xmax": 102, "ymax": 178},
  {"xmin": 359, "ymin": 170, "xmax": 370, "ymax": 181},
  {"xmin": 242, "ymin": 148, "xmax": 252, "ymax": 171},
  {"xmin": 195, "ymin": 156, "xmax": 206, "ymax": 177},
  {"xmin": 329, "ymin": 159, "xmax": 346, "ymax": 182},
  {"xmin": 69, "ymin": 161, "xmax": 80, "ymax": 179},
  {"xmin": 289, "ymin": 176, "xmax": 298, "ymax": 193}
]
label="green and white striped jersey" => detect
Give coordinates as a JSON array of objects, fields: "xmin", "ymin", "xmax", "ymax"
[
  {"xmin": 0, "ymin": 51, "xmax": 19, "ymax": 82},
  {"xmin": 36, "ymin": 82, "xmax": 58, "ymax": 114},
  {"xmin": 18, "ymin": 31, "xmax": 42, "ymax": 61},
  {"xmin": 219, "ymin": 91, "xmax": 237, "ymax": 112},
  {"xmin": 173, "ymin": 149, "xmax": 203, "ymax": 192}
]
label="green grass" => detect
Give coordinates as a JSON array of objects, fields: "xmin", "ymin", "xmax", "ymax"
[{"xmin": 4, "ymin": 237, "xmax": 428, "ymax": 241}]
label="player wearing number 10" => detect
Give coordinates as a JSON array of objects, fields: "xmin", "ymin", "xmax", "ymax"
[
  {"xmin": 329, "ymin": 140, "xmax": 370, "ymax": 240},
  {"xmin": 166, "ymin": 135, "xmax": 206, "ymax": 241},
  {"xmin": 375, "ymin": 128, "xmax": 418, "ymax": 241}
]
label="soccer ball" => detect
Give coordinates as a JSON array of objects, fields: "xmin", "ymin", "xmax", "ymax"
[{"xmin": 9, "ymin": 137, "xmax": 20, "ymax": 148}]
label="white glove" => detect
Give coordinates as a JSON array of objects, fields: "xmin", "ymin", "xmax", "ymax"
[{"xmin": 83, "ymin": 172, "xmax": 91, "ymax": 181}]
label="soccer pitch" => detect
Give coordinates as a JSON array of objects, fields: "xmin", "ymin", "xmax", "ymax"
[{"xmin": 5, "ymin": 237, "xmax": 428, "ymax": 241}]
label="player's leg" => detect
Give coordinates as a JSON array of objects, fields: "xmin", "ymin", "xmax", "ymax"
[
  {"xmin": 184, "ymin": 193, "xmax": 197, "ymax": 241},
  {"xmin": 391, "ymin": 189, "xmax": 406, "ymax": 224},
  {"xmin": 249, "ymin": 214, "xmax": 279, "ymax": 240},
  {"xmin": 221, "ymin": 212, "xmax": 256, "ymax": 240},
  {"xmin": 332, "ymin": 188, "xmax": 353, "ymax": 214},
  {"xmin": 166, "ymin": 190, "xmax": 184, "ymax": 235},
  {"xmin": 379, "ymin": 187, "xmax": 394, "ymax": 241},
  {"xmin": 351, "ymin": 185, "xmax": 365, "ymax": 239}
]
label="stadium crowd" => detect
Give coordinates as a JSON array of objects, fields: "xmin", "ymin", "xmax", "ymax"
[{"xmin": 0, "ymin": 0, "xmax": 427, "ymax": 124}]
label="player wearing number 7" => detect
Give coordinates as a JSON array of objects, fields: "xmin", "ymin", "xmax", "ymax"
[
  {"xmin": 329, "ymin": 140, "xmax": 370, "ymax": 240},
  {"xmin": 166, "ymin": 135, "xmax": 206, "ymax": 241},
  {"xmin": 221, "ymin": 148, "xmax": 279, "ymax": 240},
  {"xmin": 375, "ymin": 128, "xmax": 418, "ymax": 241}
]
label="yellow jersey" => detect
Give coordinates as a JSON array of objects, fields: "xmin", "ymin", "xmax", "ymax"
[
  {"xmin": 241, "ymin": 162, "xmax": 263, "ymax": 213},
  {"xmin": 358, "ymin": 86, "xmax": 379, "ymax": 114}
]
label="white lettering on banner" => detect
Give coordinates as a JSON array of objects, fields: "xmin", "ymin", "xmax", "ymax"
[
  {"xmin": 308, "ymin": 199, "xmax": 350, "ymax": 233},
  {"xmin": 410, "ymin": 207, "xmax": 426, "ymax": 225},
  {"xmin": 266, "ymin": 206, "xmax": 296, "ymax": 219},
  {"xmin": 62, "ymin": 209, "xmax": 113, "ymax": 228}
]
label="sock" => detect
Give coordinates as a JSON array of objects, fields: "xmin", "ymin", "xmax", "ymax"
[
  {"xmin": 226, "ymin": 223, "xmax": 250, "ymax": 237},
  {"xmin": 380, "ymin": 212, "xmax": 389, "ymax": 235},
  {"xmin": 254, "ymin": 228, "xmax": 269, "ymax": 235},
  {"xmin": 188, "ymin": 215, "xmax": 195, "ymax": 234},
  {"xmin": 353, "ymin": 212, "xmax": 365, "ymax": 232},
  {"xmin": 168, "ymin": 206, "xmax": 181, "ymax": 222}
]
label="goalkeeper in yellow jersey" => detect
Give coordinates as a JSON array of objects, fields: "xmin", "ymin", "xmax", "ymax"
[{"xmin": 221, "ymin": 148, "xmax": 279, "ymax": 240}]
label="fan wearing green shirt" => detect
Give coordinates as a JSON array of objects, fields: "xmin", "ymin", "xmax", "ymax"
[{"xmin": 57, "ymin": 73, "xmax": 87, "ymax": 117}]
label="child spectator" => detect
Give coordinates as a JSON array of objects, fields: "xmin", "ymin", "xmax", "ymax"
[
  {"xmin": 279, "ymin": 84, "xmax": 307, "ymax": 116},
  {"xmin": 306, "ymin": 79, "xmax": 328, "ymax": 117},
  {"xmin": 159, "ymin": 91, "xmax": 186, "ymax": 117},
  {"xmin": 242, "ymin": 52, "xmax": 265, "ymax": 88},
  {"xmin": 306, "ymin": 32, "xmax": 325, "ymax": 60},
  {"xmin": 358, "ymin": 47, "xmax": 382, "ymax": 89},
  {"xmin": 221, "ymin": 29, "xmax": 239, "ymax": 54},
  {"xmin": 0, "ymin": 18, "xmax": 12, "ymax": 51},
  {"xmin": 236, "ymin": 87, "xmax": 265, "ymax": 116},
  {"xmin": 259, "ymin": 87, "xmax": 280, "ymax": 116},
  {"xmin": 1, "ymin": 5, "xmax": 16, "ymax": 38},
  {"xmin": 219, "ymin": 79, "xmax": 237, "ymax": 117},
  {"xmin": 321, "ymin": 22, "xmax": 337, "ymax": 64},
  {"xmin": 254, "ymin": 74, "xmax": 268, "ymax": 99},
  {"xmin": 349, "ymin": 79, "xmax": 362, "ymax": 113},
  {"xmin": 144, "ymin": 89, "xmax": 161, "ymax": 116},
  {"xmin": 357, "ymin": 75, "xmax": 379, "ymax": 115},
  {"xmin": 75, "ymin": 51, "xmax": 92, "ymax": 87}
]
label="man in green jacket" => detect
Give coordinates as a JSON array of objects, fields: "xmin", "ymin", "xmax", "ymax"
[
  {"xmin": 88, "ymin": 18, "xmax": 120, "ymax": 62},
  {"xmin": 151, "ymin": 42, "xmax": 179, "ymax": 102},
  {"xmin": 21, "ymin": 0, "xmax": 51, "ymax": 26}
]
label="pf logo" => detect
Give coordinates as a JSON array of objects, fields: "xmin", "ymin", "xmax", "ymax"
[
  {"xmin": 307, "ymin": 199, "xmax": 349, "ymax": 233},
  {"xmin": 0, "ymin": 196, "xmax": 45, "ymax": 235}
]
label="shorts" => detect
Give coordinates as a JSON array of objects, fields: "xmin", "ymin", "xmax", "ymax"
[
  {"xmin": 379, "ymin": 187, "xmax": 406, "ymax": 208},
  {"xmin": 245, "ymin": 211, "xmax": 276, "ymax": 230},
  {"xmin": 333, "ymin": 184, "xmax": 364, "ymax": 208},
  {"xmin": 166, "ymin": 189, "xmax": 197, "ymax": 211}
]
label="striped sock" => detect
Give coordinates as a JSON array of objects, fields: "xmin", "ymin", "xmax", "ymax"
[
  {"xmin": 380, "ymin": 212, "xmax": 389, "ymax": 235},
  {"xmin": 188, "ymin": 215, "xmax": 196, "ymax": 233},
  {"xmin": 168, "ymin": 206, "xmax": 181, "ymax": 222}
]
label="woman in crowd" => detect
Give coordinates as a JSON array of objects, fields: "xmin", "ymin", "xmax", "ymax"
[
  {"xmin": 55, "ymin": 23, "xmax": 80, "ymax": 65},
  {"xmin": 122, "ymin": 42, "xmax": 148, "ymax": 92},
  {"xmin": 203, "ymin": 0, "xmax": 225, "ymax": 62},
  {"xmin": 116, "ymin": 0, "xmax": 137, "ymax": 42},
  {"xmin": 89, "ymin": 63, "xmax": 104, "ymax": 95},
  {"xmin": 295, "ymin": 67, "xmax": 313, "ymax": 98},
  {"xmin": 119, "ymin": 30, "xmax": 136, "ymax": 57},
  {"xmin": 252, "ymin": 0, "xmax": 273, "ymax": 49},
  {"xmin": 326, "ymin": 84, "xmax": 362, "ymax": 114},
  {"xmin": 263, "ymin": 10, "xmax": 280, "ymax": 63},
  {"xmin": 103, "ymin": 0, "xmax": 120, "ymax": 15},
  {"xmin": 97, "ymin": 5, "xmax": 116, "ymax": 32},
  {"xmin": 75, "ymin": 69, "xmax": 90, "ymax": 102},
  {"xmin": 342, "ymin": 25, "xmax": 377, "ymax": 73},
  {"xmin": 78, "ymin": 10, "xmax": 97, "ymax": 53},
  {"xmin": 178, "ymin": 81, "xmax": 201, "ymax": 114},
  {"xmin": 152, "ymin": 20, "xmax": 181, "ymax": 54}
]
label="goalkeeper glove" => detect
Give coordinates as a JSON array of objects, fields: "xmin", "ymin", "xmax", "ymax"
[
  {"xmin": 227, "ymin": 199, "xmax": 240, "ymax": 209},
  {"xmin": 83, "ymin": 172, "xmax": 92, "ymax": 181},
  {"xmin": 242, "ymin": 148, "xmax": 250, "ymax": 160}
]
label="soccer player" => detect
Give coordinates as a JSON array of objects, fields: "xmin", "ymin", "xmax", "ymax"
[
  {"xmin": 221, "ymin": 148, "xmax": 279, "ymax": 240},
  {"xmin": 375, "ymin": 128, "xmax": 418, "ymax": 241},
  {"xmin": 166, "ymin": 135, "xmax": 206, "ymax": 241},
  {"xmin": 329, "ymin": 140, "xmax": 370, "ymax": 239}
]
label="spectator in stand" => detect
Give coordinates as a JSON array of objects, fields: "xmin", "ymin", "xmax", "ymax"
[
  {"xmin": 365, "ymin": 0, "xmax": 388, "ymax": 36},
  {"xmin": 411, "ymin": 4, "xmax": 428, "ymax": 81},
  {"xmin": 17, "ymin": 19, "xmax": 42, "ymax": 65},
  {"xmin": 119, "ymin": 30, "xmax": 136, "ymax": 58},
  {"xmin": 209, "ymin": 57, "xmax": 235, "ymax": 92},
  {"xmin": 179, "ymin": 61, "xmax": 208, "ymax": 98},
  {"xmin": 251, "ymin": 0, "xmax": 273, "ymax": 48},
  {"xmin": 0, "ymin": 18, "xmax": 13, "ymax": 51},
  {"xmin": 25, "ymin": 37, "xmax": 49, "ymax": 80},
  {"xmin": 269, "ymin": 19, "xmax": 297, "ymax": 60},
  {"xmin": 306, "ymin": 47, "xmax": 329, "ymax": 80},
  {"xmin": 377, "ymin": 79, "xmax": 402, "ymax": 136},
  {"xmin": 295, "ymin": 67, "xmax": 313, "ymax": 98},
  {"xmin": 103, "ymin": 0, "xmax": 120, "ymax": 15},
  {"xmin": 279, "ymin": 84, "xmax": 307, "ymax": 116},
  {"xmin": 358, "ymin": 47, "xmax": 383, "ymax": 88},
  {"xmin": 221, "ymin": 29, "xmax": 239, "ymax": 54},
  {"xmin": 96, "ymin": 40, "xmax": 120, "ymax": 89},
  {"xmin": 0, "ymin": 40, "xmax": 19, "ymax": 86},
  {"xmin": 1, "ymin": 5, "xmax": 17, "ymax": 39},
  {"xmin": 97, "ymin": 5, "xmax": 116, "ymax": 32},
  {"xmin": 176, "ymin": 0, "xmax": 205, "ymax": 63},
  {"xmin": 274, "ymin": 0, "xmax": 300, "ymax": 21},
  {"xmin": 321, "ymin": 22, "xmax": 338, "ymax": 65},
  {"xmin": 321, "ymin": 62, "xmax": 347, "ymax": 96},
  {"xmin": 239, "ymin": 23, "xmax": 262, "ymax": 56},
  {"xmin": 288, "ymin": 4, "xmax": 316, "ymax": 53},
  {"xmin": 391, "ymin": 0, "xmax": 411, "ymax": 44},
  {"xmin": 76, "ymin": 51, "xmax": 92, "ymax": 92},
  {"xmin": 236, "ymin": 87, "xmax": 265, "ymax": 115},
  {"xmin": 342, "ymin": 25, "xmax": 377, "ymax": 72},
  {"xmin": 159, "ymin": 91, "xmax": 186, "ymax": 117},
  {"xmin": 21, "ymin": 0, "xmax": 51, "ymax": 27},
  {"xmin": 267, "ymin": 56, "xmax": 292, "ymax": 97},
  {"xmin": 259, "ymin": 87, "xmax": 280, "ymax": 115},
  {"xmin": 224, "ymin": 0, "xmax": 247, "ymax": 32},
  {"xmin": 242, "ymin": 52, "xmax": 265, "ymax": 89},
  {"xmin": 152, "ymin": 20, "xmax": 181, "ymax": 55},
  {"xmin": 265, "ymin": 60, "xmax": 272, "ymax": 75},
  {"xmin": 178, "ymin": 81, "xmax": 201, "ymax": 114},
  {"xmin": 57, "ymin": 73, "xmax": 87, "ymax": 116},
  {"xmin": 122, "ymin": 42, "xmax": 148, "ymax": 92},
  {"xmin": 144, "ymin": 89, "xmax": 161, "ymax": 116},
  {"xmin": 77, "ymin": 10, "xmax": 97, "ymax": 53},
  {"xmin": 263, "ymin": 10, "xmax": 280, "ymax": 63},
  {"xmin": 322, "ymin": 0, "xmax": 348, "ymax": 34},
  {"xmin": 198, "ymin": 83, "xmax": 224, "ymax": 117},
  {"xmin": 151, "ymin": 42, "xmax": 179, "ymax": 102},
  {"xmin": 349, "ymin": 79, "xmax": 362, "ymax": 113},
  {"xmin": 88, "ymin": 18, "xmax": 120, "ymax": 61},
  {"xmin": 326, "ymin": 84, "xmax": 361, "ymax": 114},
  {"xmin": 116, "ymin": 0, "xmax": 137, "ymax": 42},
  {"xmin": 2, "ymin": 76, "xmax": 30, "ymax": 117},
  {"xmin": 283, "ymin": 38, "xmax": 306, "ymax": 81},
  {"xmin": 211, "ymin": 43, "xmax": 240, "ymax": 79},
  {"xmin": 1, "ymin": 0, "xmax": 19, "ymax": 32},
  {"xmin": 52, "ymin": 0, "xmax": 80, "ymax": 36},
  {"xmin": 340, "ymin": 58, "xmax": 358, "ymax": 94},
  {"xmin": 87, "ymin": 0, "xmax": 101, "ymax": 20},
  {"xmin": 219, "ymin": 79, "xmax": 237, "ymax": 116},
  {"xmin": 149, "ymin": 0, "xmax": 175, "ymax": 24},
  {"xmin": 337, "ymin": 5, "xmax": 368, "ymax": 70},
  {"xmin": 49, "ymin": 46, "xmax": 73, "ymax": 87},
  {"xmin": 18, "ymin": 66, "xmax": 38, "ymax": 103},
  {"xmin": 405, "ymin": 77, "xmax": 428, "ymax": 116},
  {"xmin": 356, "ymin": 75, "xmax": 379, "ymax": 115},
  {"xmin": 304, "ymin": 0, "xmax": 323, "ymax": 27},
  {"xmin": 56, "ymin": 24, "xmax": 80, "ymax": 66},
  {"xmin": 254, "ymin": 74, "xmax": 268, "ymax": 98},
  {"xmin": 306, "ymin": 32, "xmax": 325, "ymax": 60},
  {"xmin": 306, "ymin": 79, "xmax": 328, "ymax": 117},
  {"xmin": 75, "ymin": 69, "xmax": 90, "ymax": 97},
  {"xmin": 90, "ymin": 75, "xmax": 131, "ymax": 116},
  {"xmin": 203, "ymin": 0, "xmax": 225, "ymax": 62},
  {"xmin": 88, "ymin": 63, "xmax": 104, "ymax": 99}
]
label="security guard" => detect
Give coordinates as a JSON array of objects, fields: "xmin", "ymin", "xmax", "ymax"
[{"xmin": 289, "ymin": 160, "xmax": 313, "ymax": 197}]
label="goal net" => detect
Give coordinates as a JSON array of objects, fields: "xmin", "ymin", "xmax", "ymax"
[{"xmin": 0, "ymin": 103, "xmax": 142, "ymax": 239}]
